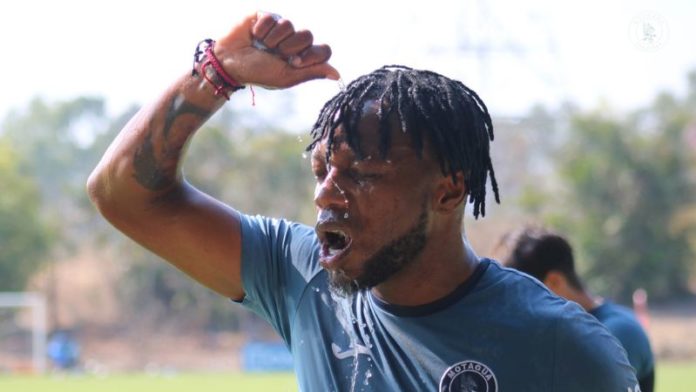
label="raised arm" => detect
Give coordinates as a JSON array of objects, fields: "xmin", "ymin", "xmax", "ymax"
[{"xmin": 87, "ymin": 12, "xmax": 338, "ymax": 300}]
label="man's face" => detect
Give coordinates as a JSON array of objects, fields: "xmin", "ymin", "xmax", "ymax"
[{"xmin": 311, "ymin": 102, "xmax": 441, "ymax": 295}]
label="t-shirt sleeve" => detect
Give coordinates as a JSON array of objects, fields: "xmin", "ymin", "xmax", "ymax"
[
  {"xmin": 552, "ymin": 302, "xmax": 641, "ymax": 391},
  {"xmin": 236, "ymin": 213, "xmax": 321, "ymax": 344}
]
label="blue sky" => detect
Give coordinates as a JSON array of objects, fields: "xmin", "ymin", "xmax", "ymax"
[{"xmin": 1, "ymin": 0, "xmax": 694, "ymax": 128}]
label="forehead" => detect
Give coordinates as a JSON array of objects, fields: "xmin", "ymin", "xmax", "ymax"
[{"xmin": 313, "ymin": 100, "xmax": 422, "ymax": 161}]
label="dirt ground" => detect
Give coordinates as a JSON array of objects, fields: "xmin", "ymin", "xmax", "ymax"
[
  {"xmin": 647, "ymin": 298, "xmax": 696, "ymax": 360},
  {"xmin": 5, "ymin": 246, "xmax": 691, "ymax": 373},
  {"xmin": 3, "ymin": 298, "xmax": 695, "ymax": 373},
  {"xmin": 74, "ymin": 298, "xmax": 696, "ymax": 372}
]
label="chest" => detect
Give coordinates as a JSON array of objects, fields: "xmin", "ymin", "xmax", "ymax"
[{"xmin": 290, "ymin": 287, "xmax": 556, "ymax": 392}]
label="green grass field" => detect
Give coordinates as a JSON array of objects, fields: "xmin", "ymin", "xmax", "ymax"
[
  {"xmin": 0, "ymin": 373, "xmax": 298, "ymax": 392},
  {"xmin": 0, "ymin": 362, "xmax": 694, "ymax": 391}
]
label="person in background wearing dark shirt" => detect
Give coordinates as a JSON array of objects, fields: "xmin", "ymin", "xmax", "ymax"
[{"xmin": 497, "ymin": 226, "xmax": 655, "ymax": 392}]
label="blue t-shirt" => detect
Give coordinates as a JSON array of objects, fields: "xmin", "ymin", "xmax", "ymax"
[
  {"xmin": 237, "ymin": 214, "xmax": 639, "ymax": 391},
  {"xmin": 590, "ymin": 302, "xmax": 654, "ymax": 382}
]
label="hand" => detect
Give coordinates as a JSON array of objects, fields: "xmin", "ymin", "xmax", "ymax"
[{"xmin": 214, "ymin": 12, "xmax": 340, "ymax": 89}]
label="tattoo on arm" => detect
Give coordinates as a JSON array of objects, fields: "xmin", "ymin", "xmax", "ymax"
[
  {"xmin": 132, "ymin": 94, "xmax": 211, "ymax": 191},
  {"xmin": 132, "ymin": 130, "xmax": 172, "ymax": 191},
  {"xmin": 162, "ymin": 95, "xmax": 210, "ymax": 138}
]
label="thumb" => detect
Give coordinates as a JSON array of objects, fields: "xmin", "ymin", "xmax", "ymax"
[{"xmin": 291, "ymin": 63, "xmax": 341, "ymax": 85}]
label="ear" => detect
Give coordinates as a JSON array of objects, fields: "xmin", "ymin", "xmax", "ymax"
[
  {"xmin": 432, "ymin": 171, "xmax": 467, "ymax": 213},
  {"xmin": 543, "ymin": 271, "xmax": 566, "ymax": 294}
]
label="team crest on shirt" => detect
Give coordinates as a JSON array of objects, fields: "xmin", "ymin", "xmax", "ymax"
[{"xmin": 439, "ymin": 360, "xmax": 498, "ymax": 392}]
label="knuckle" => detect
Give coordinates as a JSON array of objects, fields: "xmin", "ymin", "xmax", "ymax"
[
  {"xmin": 277, "ymin": 19, "xmax": 294, "ymax": 31},
  {"xmin": 298, "ymin": 29, "xmax": 313, "ymax": 42}
]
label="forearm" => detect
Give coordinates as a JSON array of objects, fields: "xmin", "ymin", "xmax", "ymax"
[
  {"xmin": 86, "ymin": 11, "xmax": 336, "ymax": 299},
  {"xmin": 87, "ymin": 71, "xmax": 226, "ymax": 212}
]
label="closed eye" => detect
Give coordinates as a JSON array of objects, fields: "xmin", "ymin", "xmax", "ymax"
[
  {"xmin": 348, "ymin": 170, "xmax": 383, "ymax": 183},
  {"xmin": 313, "ymin": 169, "xmax": 326, "ymax": 183},
  {"xmin": 311, "ymin": 159, "xmax": 327, "ymax": 182}
]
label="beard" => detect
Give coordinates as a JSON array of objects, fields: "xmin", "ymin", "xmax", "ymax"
[{"xmin": 328, "ymin": 206, "xmax": 428, "ymax": 297}]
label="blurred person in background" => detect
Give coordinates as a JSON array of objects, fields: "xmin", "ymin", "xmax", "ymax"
[
  {"xmin": 497, "ymin": 226, "xmax": 655, "ymax": 392},
  {"xmin": 88, "ymin": 11, "xmax": 639, "ymax": 391},
  {"xmin": 47, "ymin": 329, "xmax": 80, "ymax": 371}
]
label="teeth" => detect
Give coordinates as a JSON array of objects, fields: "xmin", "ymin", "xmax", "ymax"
[
  {"xmin": 328, "ymin": 229, "xmax": 344, "ymax": 237},
  {"xmin": 328, "ymin": 247, "xmax": 341, "ymax": 257}
]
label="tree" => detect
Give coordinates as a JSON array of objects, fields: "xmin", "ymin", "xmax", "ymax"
[
  {"xmin": 0, "ymin": 139, "xmax": 53, "ymax": 290},
  {"xmin": 540, "ymin": 74, "xmax": 696, "ymax": 301},
  {"xmin": 113, "ymin": 112, "xmax": 318, "ymax": 330},
  {"xmin": 1, "ymin": 97, "xmax": 109, "ymax": 248}
]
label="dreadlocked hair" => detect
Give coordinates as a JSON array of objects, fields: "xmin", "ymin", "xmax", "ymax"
[{"xmin": 306, "ymin": 65, "xmax": 500, "ymax": 218}]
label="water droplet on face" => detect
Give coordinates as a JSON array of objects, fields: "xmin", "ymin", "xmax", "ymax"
[{"xmin": 332, "ymin": 179, "xmax": 346, "ymax": 195}]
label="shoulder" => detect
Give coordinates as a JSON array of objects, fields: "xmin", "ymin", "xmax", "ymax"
[
  {"xmin": 239, "ymin": 214, "xmax": 317, "ymax": 251},
  {"xmin": 592, "ymin": 302, "xmax": 654, "ymax": 373},
  {"xmin": 468, "ymin": 260, "xmax": 592, "ymax": 333},
  {"xmin": 552, "ymin": 305, "xmax": 639, "ymax": 390},
  {"xmin": 592, "ymin": 303, "xmax": 651, "ymax": 348},
  {"xmin": 239, "ymin": 213, "xmax": 315, "ymax": 241},
  {"xmin": 593, "ymin": 303, "xmax": 645, "ymax": 335},
  {"xmin": 475, "ymin": 260, "xmax": 568, "ymax": 315},
  {"xmin": 238, "ymin": 213, "xmax": 321, "ymax": 279},
  {"xmin": 478, "ymin": 258, "xmax": 548, "ymax": 290},
  {"xmin": 480, "ymin": 262, "xmax": 638, "ymax": 390}
]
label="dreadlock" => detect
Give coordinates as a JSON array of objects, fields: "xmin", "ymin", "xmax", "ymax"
[{"xmin": 306, "ymin": 65, "xmax": 500, "ymax": 218}]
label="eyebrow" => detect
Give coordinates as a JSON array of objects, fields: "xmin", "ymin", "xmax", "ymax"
[{"xmin": 311, "ymin": 133, "xmax": 353, "ymax": 163}]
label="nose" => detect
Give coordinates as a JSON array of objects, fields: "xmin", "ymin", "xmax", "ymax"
[{"xmin": 313, "ymin": 169, "xmax": 348, "ymax": 211}]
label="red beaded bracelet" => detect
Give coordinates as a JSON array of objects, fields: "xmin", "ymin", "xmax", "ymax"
[{"xmin": 192, "ymin": 39, "xmax": 245, "ymax": 100}]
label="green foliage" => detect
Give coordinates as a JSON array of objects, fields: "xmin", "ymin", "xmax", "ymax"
[
  {"xmin": 1, "ymin": 97, "xmax": 109, "ymax": 249},
  {"xmin": 0, "ymin": 140, "xmax": 52, "ymax": 290},
  {"xmin": 0, "ymin": 95, "xmax": 316, "ymax": 327},
  {"xmin": 184, "ymin": 122, "xmax": 316, "ymax": 224},
  {"xmin": 0, "ymin": 97, "xmax": 109, "ymax": 291},
  {"xmin": 536, "ymin": 76, "xmax": 696, "ymax": 301},
  {"xmin": 116, "ymin": 115, "xmax": 317, "ymax": 329}
]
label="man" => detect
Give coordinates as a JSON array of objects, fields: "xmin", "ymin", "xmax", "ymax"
[
  {"xmin": 88, "ymin": 11, "xmax": 639, "ymax": 391},
  {"xmin": 498, "ymin": 226, "xmax": 655, "ymax": 392}
]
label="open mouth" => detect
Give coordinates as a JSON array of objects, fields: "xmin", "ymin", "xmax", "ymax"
[
  {"xmin": 318, "ymin": 227, "xmax": 353, "ymax": 266},
  {"xmin": 325, "ymin": 230, "xmax": 350, "ymax": 256}
]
